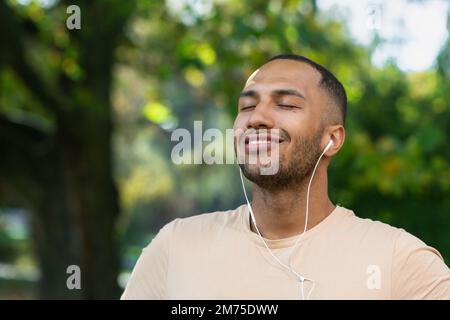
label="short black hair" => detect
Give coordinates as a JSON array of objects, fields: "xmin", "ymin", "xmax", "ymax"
[{"xmin": 267, "ymin": 54, "xmax": 347, "ymax": 126}]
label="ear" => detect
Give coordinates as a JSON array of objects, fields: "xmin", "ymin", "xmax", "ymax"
[{"xmin": 324, "ymin": 125, "xmax": 345, "ymax": 157}]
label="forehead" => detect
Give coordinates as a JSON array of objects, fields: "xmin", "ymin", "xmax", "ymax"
[{"xmin": 243, "ymin": 59, "xmax": 322, "ymax": 95}]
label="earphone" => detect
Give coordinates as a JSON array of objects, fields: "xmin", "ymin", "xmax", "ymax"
[
  {"xmin": 239, "ymin": 138, "xmax": 333, "ymax": 300},
  {"xmin": 324, "ymin": 139, "xmax": 334, "ymax": 153}
]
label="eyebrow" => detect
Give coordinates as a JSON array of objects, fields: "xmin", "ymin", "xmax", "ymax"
[
  {"xmin": 239, "ymin": 90, "xmax": 257, "ymax": 98},
  {"xmin": 239, "ymin": 88, "xmax": 306, "ymax": 100},
  {"xmin": 273, "ymin": 89, "xmax": 305, "ymax": 100}
]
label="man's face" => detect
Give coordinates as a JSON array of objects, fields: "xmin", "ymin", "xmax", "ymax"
[{"xmin": 233, "ymin": 59, "xmax": 328, "ymax": 189}]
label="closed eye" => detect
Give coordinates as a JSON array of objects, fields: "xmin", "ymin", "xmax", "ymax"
[
  {"xmin": 240, "ymin": 105, "xmax": 256, "ymax": 111},
  {"xmin": 278, "ymin": 104, "xmax": 299, "ymax": 109}
]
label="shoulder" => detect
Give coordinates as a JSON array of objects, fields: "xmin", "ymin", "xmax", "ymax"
[
  {"xmin": 389, "ymin": 225, "xmax": 450, "ymax": 299},
  {"xmin": 338, "ymin": 207, "xmax": 449, "ymax": 299},
  {"xmin": 332, "ymin": 206, "xmax": 441, "ymax": 264},
  {"xmin": 339, "ymin": 207, "xmax": 444, "ymax": 259},
  {"xmin": 159, "ymin": 204, "xmax": 246, "ymax": 241},
  {"xmin": 335, "ymin": 206, "xmax": 404, "ymax": 245}
]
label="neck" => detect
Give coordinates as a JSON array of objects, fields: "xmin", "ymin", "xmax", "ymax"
[{"xmin": 249, "ymin": 166, "xmax": 335, "ymax": 240}]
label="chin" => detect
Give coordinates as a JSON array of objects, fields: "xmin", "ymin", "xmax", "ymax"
[{"xmin": 241, "ymin": 161, "xmax": 279, "ymax": 176}]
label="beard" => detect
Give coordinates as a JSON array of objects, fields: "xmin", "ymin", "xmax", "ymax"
[{"xmin": 238, "ymin": 126, "xmax": 324, "ymax": 191}]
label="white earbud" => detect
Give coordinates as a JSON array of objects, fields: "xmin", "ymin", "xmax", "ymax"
[{"xmin": 324, "ymin": 139, "xmax": 333, "ymax": 153}]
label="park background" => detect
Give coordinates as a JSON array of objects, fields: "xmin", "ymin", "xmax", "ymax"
[{"xmin": 0, "ymin": 0, "xmax": 449, "ymax": 299}]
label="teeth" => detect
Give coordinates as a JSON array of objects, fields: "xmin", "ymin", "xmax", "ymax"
[{"xmin": 248, "ymin": 140, "xmax": 276, "ymax": 145}]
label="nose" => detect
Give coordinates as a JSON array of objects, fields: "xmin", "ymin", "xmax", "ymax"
[{"xmin": 246, "ymin": 102, "xmax": 275, "ymax": 130}]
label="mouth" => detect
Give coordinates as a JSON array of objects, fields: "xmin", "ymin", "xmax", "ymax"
[{"xmin": 244, "ymin": 133, "xmax": 285, "ymax": 153}]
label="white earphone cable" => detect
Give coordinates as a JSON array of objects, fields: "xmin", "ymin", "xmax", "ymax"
[{"xmin": 238, "ymin": 140, "xmax": 332, "ymax": 300}]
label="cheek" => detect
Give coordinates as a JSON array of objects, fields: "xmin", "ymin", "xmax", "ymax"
[
  {"xmin": 233, "ymin": 116, "xmax": 246, "ymax": 146},
  {"xmin": 281, "ymin": 112, "xmax": 312, "ymax": 139},
  {"xmin": 233, "ymin": 113, "xmax": 241, "ymax": 126},
  {"xmin": 233, "ymin": 114, "xmax": 248, "ymax": 131},
  {"xmin": 278, "ymin": 125, "xmax": 303, "ymax": 156}
]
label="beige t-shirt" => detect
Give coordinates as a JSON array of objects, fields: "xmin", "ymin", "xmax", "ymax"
[{"xmin": 121, "ymin": 205, "xmax": 450, "ymax": 300}]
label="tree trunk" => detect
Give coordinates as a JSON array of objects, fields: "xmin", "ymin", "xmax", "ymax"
[{"xmin": 29, "ymin": 111, "xmax": 120, "ymax": 299}]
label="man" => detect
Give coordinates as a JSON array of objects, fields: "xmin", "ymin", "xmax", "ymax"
[{"xmin": 121, "ymin": 54, "xmax": 450, "ymax": 299}]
